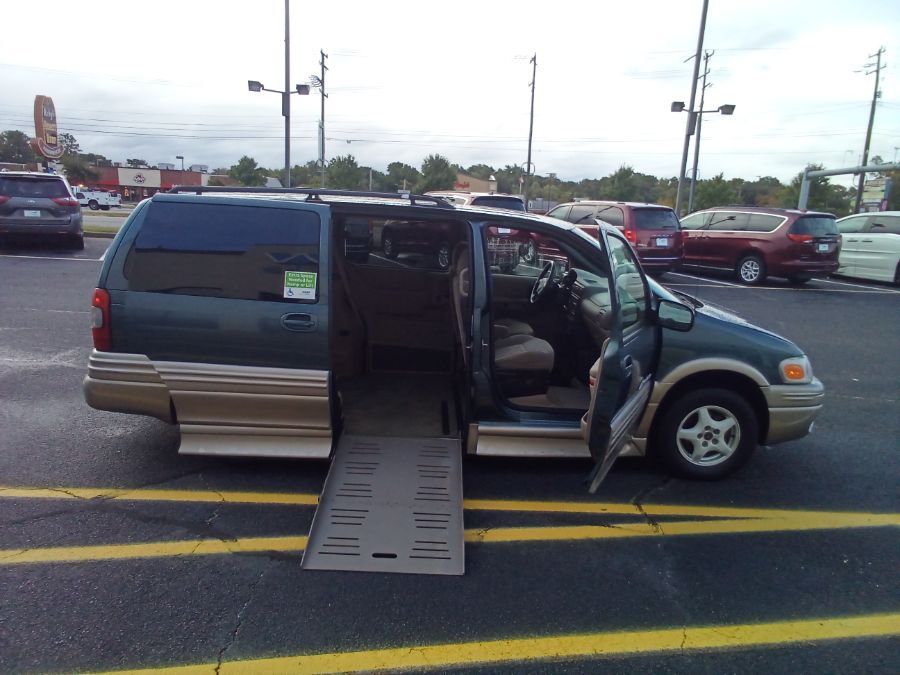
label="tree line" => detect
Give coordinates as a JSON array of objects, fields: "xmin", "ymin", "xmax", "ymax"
[{"xmin": 2, "ymin": 129, "xmax": 896, "ymax": 216}]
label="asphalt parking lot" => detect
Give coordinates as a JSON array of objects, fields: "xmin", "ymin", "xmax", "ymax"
[{"xmin": 1, "ymin": 238, "xmax": 898, "ymax": 673}]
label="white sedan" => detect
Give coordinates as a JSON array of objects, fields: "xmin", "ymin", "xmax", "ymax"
[{"xmin": 835, "ymin": 211, "xmax": 900, "ymax": 284}]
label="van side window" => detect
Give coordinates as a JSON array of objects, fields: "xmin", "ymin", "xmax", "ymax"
[
  {"xmin": 837, "ymin": 215, "xmax": 868, "ymax": 234},
  {"xmin": 746, "ymin": 214, "xmax": 784, "ymax": 232},
  {"xmin": 123, "ymin": 202, "xmax": 321, "ymax": 302},
  {"xmin": 568, "ymin": 204, "xmax": 595, "ymax": 224},
  {"xmin": 709, "ymin": 212, "xmax": 746, "ymax": 230},
  {"xmin": 679, "ymin": 213, "xmax": 707, "ymax": 230},
  {"xmin": 868, "ymin": 215, "xmax": 900, "ymax": 235},
  {"xmin": 595, "ymin": 206, "xmax": 625, "ymax": 228}
]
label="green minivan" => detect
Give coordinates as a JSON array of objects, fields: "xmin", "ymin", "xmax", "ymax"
[{"xmin": 84, "ymin": 188, "xmax": 824, "ymax": 489}]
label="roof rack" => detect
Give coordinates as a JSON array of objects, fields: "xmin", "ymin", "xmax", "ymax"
[{"xmin": 166, "ymin": 185, "xmax": 455, "ymax": 209}]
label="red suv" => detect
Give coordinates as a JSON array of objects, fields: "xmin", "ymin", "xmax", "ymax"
[
  {"xmin": 679, "ymin": 206, "xmax": 841, "ymax": 285},
  {"xmin": 546, "ymin": 201, "xmax": 683, "ymax": 274}
]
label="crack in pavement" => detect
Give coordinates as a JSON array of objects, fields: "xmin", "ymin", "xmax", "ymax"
[
  {"xmin": 630, "ymin": 478, "xmax": 671, "ymax": 535},
  {"xmin": 215, "ymin": 567, "xmax": 270, "ymax": 674}
]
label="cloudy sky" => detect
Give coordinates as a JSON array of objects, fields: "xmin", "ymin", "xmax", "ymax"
[{"xmin": 2, "ymin": 0, "xmax": 898, "ymax": 185}]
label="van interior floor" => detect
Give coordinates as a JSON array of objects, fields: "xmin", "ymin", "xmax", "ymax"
[{"xmin": 337, "ymin": 374, "xmax": 459, "ymax": 438}]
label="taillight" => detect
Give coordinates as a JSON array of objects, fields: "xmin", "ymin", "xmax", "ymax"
[
  {"xmin": 787, "ymin": 233, "xmax": 814, "ymax": 243},
  {"xmin": 0, "ymin": 195, "xmax": 9, "ymax": 205},
  {"xmin": 624, "ymin": 228, "xmax": 637, "ymax": 244},
  {"xmin": 53, "ymin": 197, "xmax": 79, "ymax": 207},
  {"xmin": 91, "ymin": 288, "xmax": 111, "ymax": 351}
]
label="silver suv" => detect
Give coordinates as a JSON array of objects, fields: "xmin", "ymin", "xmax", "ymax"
[{"xmin": 0, "ymin": 172, "xmax": 84, "ymax": 249}]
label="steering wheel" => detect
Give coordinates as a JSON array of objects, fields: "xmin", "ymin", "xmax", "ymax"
[{"xmin": 530, "ymin": 261, "xmax": 557, "ymax": 304}]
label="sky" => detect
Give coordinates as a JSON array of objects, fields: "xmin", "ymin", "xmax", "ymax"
[{"xmin": 2, "ymin": 0, "xmax": 899, "ymax": 186}]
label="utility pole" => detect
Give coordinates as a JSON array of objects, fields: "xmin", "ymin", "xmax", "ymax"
[
  {"xmin": 687, "ymin": 50, "xmax": 713, "ymax": 213},
  {"xmin": 674, "ymin": 0, "xmax": 709, "ymax": 217},
  {"xmin": 318, "ymin": 49, "xmax": 328, "ymax": 187},
  {"xmin": 855, "ymin": 46, "xmax": 885, "ymax": 213},
  {"xmin": 282, "ymin": 0, "xmax": 291, "ymax": 188},
  {"xmin": 523, "ymin": 53, "xmax": 537, "ymax": 209}
]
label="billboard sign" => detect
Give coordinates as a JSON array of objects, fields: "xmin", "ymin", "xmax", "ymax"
[
  {"xmin": 30, "ymin": 95, "xmax": 63, "ymax": 160},
  {"xmin": 861, "ymin": 177, "xmax": 889, "ymax": 205}
]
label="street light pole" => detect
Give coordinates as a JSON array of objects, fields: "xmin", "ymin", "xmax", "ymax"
[
  {"xmin": 524, "ymin": 53, "xmax": 537, "ymax": 209},
  {"xmin": 283, "ymin": 0, "xmax": 291, "ymax": 188},
  {"xmin": 674, "ymin": 0, "xmax": 709, "ymax": 217},
  {"xmin": 687, "ymin": 50, "xmax": 713, "ymax": 213}
]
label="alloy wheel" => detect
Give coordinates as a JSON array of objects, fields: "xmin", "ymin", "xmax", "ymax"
[{"xmin": 675, "ymin": 404, "xmax": 741, "ymax": 466}]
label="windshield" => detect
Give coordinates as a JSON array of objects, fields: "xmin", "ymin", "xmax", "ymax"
[
  {"xmin": 791, "ymin": 216, "xmax": 838, "ymax": 236},
  {"xmin": 471, "ymin": 196, "xmax": 526, "ymax": 212},
  {"xmin": 634, "ymin": 208, "xmax": 680, "ymax": 230}
]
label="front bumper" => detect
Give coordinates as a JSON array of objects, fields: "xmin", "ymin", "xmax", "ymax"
[{"xmin": 763, "ymin": 378, "xmax": 825, "ymax": 444}]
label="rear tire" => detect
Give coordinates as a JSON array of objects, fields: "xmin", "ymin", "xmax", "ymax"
[
  {"xmin": 736, "ymin": 254, "xmax": 766, "ymax": 285},
  {"xmin": 653, "ymin": 388, "xmax": 758, "ymax": 480},
  {"xmin": 70, "ymin": 235, "xmax": 85, "ymax": 251},
  {"xmin": 100, "ymin": 205, "xmax": 110, "ymax": 211},
  {"xmin": 382, "ymin": 230, "xmax": 398, "ymax": 258},
  {"xmin": 88, "ymin": 200, "xmax": 100, "ymax": 211},
  {"xmin": 788, "ymin": 275, "xmax": 810, "ymax": 284}
]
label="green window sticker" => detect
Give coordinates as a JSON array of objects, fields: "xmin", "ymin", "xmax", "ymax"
[{"xmin": 283, "ymin": 271, "xmax": 317, "ymax": 300}]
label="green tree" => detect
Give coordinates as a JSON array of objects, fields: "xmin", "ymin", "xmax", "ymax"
[
  {"xmin": 291, "ymin": 160, "xmax": 321, "ymax": 187},
  {"xmin": 80, "ymin": 152, "xmax": 113, "ymax": 167},
  {"xmin": 416, "ymin": 154, "xmax": 457, "ymax": 192},
  {"xmin": 384, "ymin": 162, "xmax": 421, "ymax": 192},
  {"xmin": 126, "ymin": 158, "xmax": 148, "ymax": 168},
  {"xmin": 694, "ymin": 173, "xmax": 737, "ymax": 210},
  {"xmin": 779, "ymin": 164, "xmax": 850, "ymax": 215},
  {"xmin": 327, "ymin": 155, "xmax": 362, "ymax": 189},
  {"xmin": 58, "ymin": 133, "xmax": 80, "ymax": 157},
  {"xmin": 602, "ymin": 166, "xmax": 643, "ymax": 202},
  {"xmin": 0, "ymin": 130, "xmax": 37, "ymax": 163},
  {"xmin": 61, "ymin": 156, "xmax": 99, "ymax": 184},
  {"xmin": 228, "ymin": 156, "xmax": 266, "ymax": 186}
]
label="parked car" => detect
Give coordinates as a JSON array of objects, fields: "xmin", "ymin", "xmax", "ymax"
[
  {"xmin": 678, "ymin": 206, "xmax": 841, "ymax": 285},
  {"xmin": 84, "ymin": 187, "xmax": 823, "ymax": 487},
  {"xmin": 72, "ymin": 187, "xmax": 114, "ymax": 211},
  {"xmin": 546, "ymin": 201, "xmax": 683, "ymax": 274},
  {"xmin": 835, "ymin": 211, "xmax": 900, "ymax": 284},
  {"xmin": 0, "ymin": 171, "xmax": 83, "ymax": 249}
]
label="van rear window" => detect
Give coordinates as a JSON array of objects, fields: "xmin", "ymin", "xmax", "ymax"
[
  {"xmin": 124, "ymin": 202, "xmax": 320, "ymax": 302},
  {"xmin": 0, "ymin": 176, "xmax": 69, "ymax": 198},
  {"xmin": 633, "ymin": 208, "xmax": 680, "ymax": 230},
  {"xmin": 470, "ymin": 196, "xmax": 526, "ymax": 211},
  {"xmin": 791, "ymin": 216, "xmax": 838, "ymax": 236}
]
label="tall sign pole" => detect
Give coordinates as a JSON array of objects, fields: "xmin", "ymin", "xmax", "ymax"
[
  {"xmin": 319, "ymin": 49, "xmax": 328, "ymax": 187},
  {"xmin": 283, "ymin": 0, "xmax": 291, "ymax": 188},
  {"xmin": 674, "ymin": 0, "xmax": 709, "ymax": 217},
  {"xmin": 524, "ymin": 53, "xmax": 537, "ymax": 209}
]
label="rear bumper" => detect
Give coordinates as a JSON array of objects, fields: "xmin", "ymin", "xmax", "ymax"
[
  {"xmin": 771, "ymin": 259, "xmax": 839, "ymax": 277},
  {"xmin": 763, "ymin": 378, "xmax": 825, "ymax": 444},
  {"xmin": 0, "ymin": 215, "xmax": 83, "ymax": 237}
]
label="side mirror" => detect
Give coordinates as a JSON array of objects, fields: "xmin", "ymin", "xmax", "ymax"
[{"xmin": 657, "ymin": 299, "xmax": 694, "ymax": 332}]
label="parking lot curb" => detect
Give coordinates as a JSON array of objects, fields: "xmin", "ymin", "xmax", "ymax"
[{"xmin": 85, "ymin": 231, "xmax": 118, "ymax": 239}]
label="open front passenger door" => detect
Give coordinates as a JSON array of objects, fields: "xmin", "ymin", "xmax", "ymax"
[{"xmin": 582, "ymin": 231, "xmax": 660, "ymax": 493}]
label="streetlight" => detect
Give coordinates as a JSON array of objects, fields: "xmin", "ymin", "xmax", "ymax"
[
  {"xmin": 672, "ymin": 100, "xmax": 735, "ymax": 213},
  {"xmin": 245, "ymin": 1, "xmax": 310, "ymax": 188},
  {"xmin": 175, "ymin": 155, "xmax": 184, "ymax": 172}
]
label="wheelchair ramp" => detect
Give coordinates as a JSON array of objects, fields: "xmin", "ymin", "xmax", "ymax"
[{"xmin": 302, "ymin": 435, "xmax": 464, "ymax": 575}]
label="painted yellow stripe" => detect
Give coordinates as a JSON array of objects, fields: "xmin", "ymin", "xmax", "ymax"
[
  {"xmin": 0, "ymin": 536, "xmax": 308, "ymax": 565},
  {"xmin": 3, "ymin": 511, "xmax": 895, "ymax": 565},
  {"xmin": 4, "ymin": 485, "xmax": 898, "ymax": 525},
  {"xmin": 99, "ymin": 613, "xmax": 900, "ymax": 674}
]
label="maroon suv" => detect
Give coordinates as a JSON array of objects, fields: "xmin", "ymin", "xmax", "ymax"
[
  {"xmin": 679, "ymin": 206, "xmax": 841, "ymax": 285},
  {"xmin": 546, "ymin": 201, "xmax": 683, "ymax": 274}
]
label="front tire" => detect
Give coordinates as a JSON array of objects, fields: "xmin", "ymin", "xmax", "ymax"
[
  {"xmin": 653, "ymin": 388, "xmax": 758, "ymax": 480},
  {"xmin": 737, "ymin": 254, "xmax": 766, "ymax": 285}
]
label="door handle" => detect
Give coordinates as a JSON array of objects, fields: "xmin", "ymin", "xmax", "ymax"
[
  {"xmin": 281, "ymin": 313, "xmax": 316, "ymax": 332},
  {"xmin": 846, "ymin": 239, "xmax": 858, "ymax": 242},
  {"xmin": 860, "ymin": 239, "xmax": 873, "ymax": 243}
]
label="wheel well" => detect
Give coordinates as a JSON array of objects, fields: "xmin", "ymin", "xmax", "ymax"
[
  {"xmin": 650, "ymin": 370, "xmax": 769, "ymax": 447},
  {"xmin": 737, "ymin": 249, "xmax": 764, "ymax": 265}
]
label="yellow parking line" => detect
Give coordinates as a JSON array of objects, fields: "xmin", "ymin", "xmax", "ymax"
[
  {"xmin": 3, "ymin": 510, "xmax": 895, "ymax": 565},
  {"xmin": 4, "ymin": 485, "xmax": 898, "ymax": 525},
  {"xmin": 0, "ymin": 536, "xmax": 308, "ymax": 565},
  {"xmin": 99, "ymin": 612, "xmax": 900, "ymax": 674}
]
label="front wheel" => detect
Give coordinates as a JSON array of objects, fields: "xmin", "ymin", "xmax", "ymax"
[
  {"xmin": 653, "ymin": 388, "xmax": 758, "ymax": 480},
  {"xmin": 736, "ymin": 254, "xmax": 766, "ymax": 285}
]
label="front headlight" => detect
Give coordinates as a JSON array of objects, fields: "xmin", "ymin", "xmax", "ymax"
[{"xmin": 779, "ymin": 356, "xmax": 813, "ymax": 384}]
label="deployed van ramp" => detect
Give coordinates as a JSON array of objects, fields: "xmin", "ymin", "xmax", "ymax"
[{"xmin": 302, "ymin": 435, "xmax": 464, "ymax": 575}]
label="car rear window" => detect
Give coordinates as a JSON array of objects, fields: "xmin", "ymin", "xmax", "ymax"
[
  {"xmin": 470, "ymin": 196, "xmax": 526, "ymax": 211},
  {"xmin": 633, "ymin": 208, "xmax": 680, "ymax": 230},
  {"xmin": 791, "ymin": 216, "xmax": 838, "ymax": 236},
  {"xmin": 0, "ymin": 176, "xmax": 69, "ymax": 198},
  {"xmin": 124, "ymin": 202, "xmax": 321, "ymax": 302}
]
